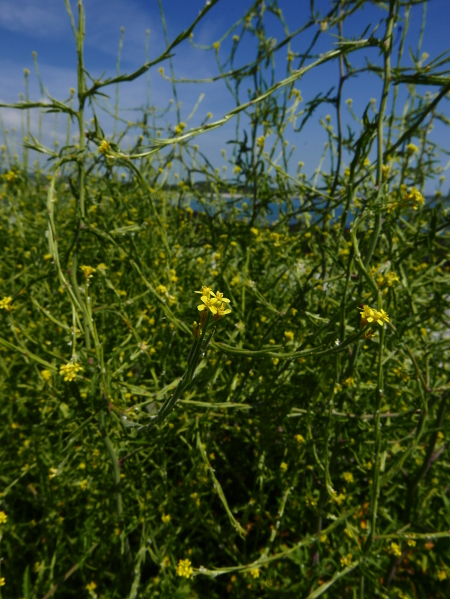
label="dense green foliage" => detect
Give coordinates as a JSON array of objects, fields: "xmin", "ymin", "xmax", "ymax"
[{"xmin": 1, "ymin": 1, "xmax": 450, "ymax": 598}]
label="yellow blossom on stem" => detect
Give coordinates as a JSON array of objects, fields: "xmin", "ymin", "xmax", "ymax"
[
  {"xmin": 295, "ymin": 434, "xmax": 305, "ymax": 444},
  {"xmin": 406, "ymin": 143, "xmax": 418, "ymax": 155},
  {"xmin": 390, "ymin": 542, "xmax": 402, "ymax": 557},
  {"xmin": 0, "ymin": 577, "xmax": 5, "ymax": 587},
  {"xmin": 41, "ymin": 369, "xmax": 52, "ymax": 382},
  {"xmin": 402, "ymin": 187, "xmax": 425, "ymax": 210},
  {"xmin": 86, "ymin": 581, "xmax": 97, "ymax": 591},
  {"xmin": 156, "ymin": 284, "xmax": 167, "ymax": 295},
  {"xmin": 80, "ymin": 265, "xmax": 95, "ymax": 279},
  {"xmin": 249, "ymin": 568, "xmax": 260, "ymax": 578},
  {"xmin": 198, "ymin": 295, "xmax": 218, "ymax": 315},
  {"xmin": 5, "ymin": 170, "xmax": 17, "ymax": 183},
  {"xmin": 340, "ymin": 554, "xmax": 352, "ymax": 567},
  {"xmin": 174, "ymin": 122, "xmax": 186, "ymax": 135},
  {"xmin": 0, "ymin": 511, "xmax": 7, "ymax": 524},
  {"xmin": 176, "ymin": 558, "xmax": 194, "ymax": 578},
  {"xmin": 359, "ymin": 305, "xmax": 389, "ymax": 327},
  {"xmin": 99, "ymin": 140, "xmax": 111, "ymax": 154},
  {"xmin": 385, "ymin": 271, "xmax": 399, "ymax": 286},
  {"xmin": 0, "ymin": 296, "xmax": 13, "ymax": 311},
  {"xmin": 211, "ymin": 291, "xmax": 230, "ymax": 304},
  {"xmin": 284, "ymin": 331, "xmax": 294, "ymax": 341},
  {"xmin": 59, "ymin": 361, "xmax": 83, "ymax": 382},
  {"xmin": 343, "ymin": 472, "xmax": 354, "ymax": 484},
  {"xmin": 195, "ymin": 286, "xmax": 213, "ymax": 298},
  {"xmin": 213, "ymin": 301, "xmax": 232, "ymax": 320}
]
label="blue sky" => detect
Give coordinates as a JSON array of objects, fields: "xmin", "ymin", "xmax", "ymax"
[{"xmin": 1, "ymin": 0, "xmax": 449, "ymax": 192}]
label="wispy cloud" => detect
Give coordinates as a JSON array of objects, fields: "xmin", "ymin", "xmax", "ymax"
[{"xmin": 0, "ymin": 0, "xmax": 68, "ymax": 38}]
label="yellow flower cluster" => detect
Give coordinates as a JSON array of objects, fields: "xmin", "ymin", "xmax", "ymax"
[
  {"xmin": 5, "ymin": 170, "xmax": 17, "ymax": 183},
  {"xmin": 81, "ymin": 265, "xmax": 96, "ymax": 279},
  {"xmin": 0, "ymin": 511, "xmax": 7, "ymax": 524},
  {"xmin": 174, "ymin": 122, "xmax": 186, "ymax": 135},
  {"xmin": 99, "ymin": 140, "xmax": 111, "ymax": 154},
  {"xmin": 402, "ymin": 186, "xmax": 425, "ymax": 210},
  {"xmin": 41, "ymin": 369, "xmax": 52, "ymax": 382},
  {"xmin": 176, "ymin": 558, "xmax": 194, "ymax": 578},
  {"xmin": 0, "ymin": 296, "xmax": 13, "ymax": 311},
  {"xmin": 59, "ymin": 361, "xmax": 83, "ymax": 382},
  {"xmin": 359, "ymin": 305, "xmax": 390, "ymax": 327},
  {"xmin": 340, "ymin": 554, "xmax": 352, "ymax": 567},
  {"xmin": 377, "ymin": 271, "xmax": 400, "ymax": 287},
  {"xmin": 389, "ymin": 542, "xmax": 402, "ymax": 557},
  {"xmin": 196, "ymin": 286, "xmax": 231, "ymax": 320}
]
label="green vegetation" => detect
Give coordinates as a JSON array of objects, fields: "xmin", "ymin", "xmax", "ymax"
[{"xmin": 1, "ymin": 1, "xmax": 450, "ymax": 597}]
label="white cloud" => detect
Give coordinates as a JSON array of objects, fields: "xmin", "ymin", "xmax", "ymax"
[{"xmin": 0, "ymin": 0, "xmax": 68, "ymax": 38}]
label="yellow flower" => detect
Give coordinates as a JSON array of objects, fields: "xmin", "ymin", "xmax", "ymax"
[
  {"xmin": 213, "ymin": 41, "xmax": 220, "ymax": 51},
  {"xmin": 249, "ymin": 568, "xmax": 260, "ymax": 578},
  {"xmin": 343, "ymin": 472, "xmax": 354, "ymax": 484},
  {"xmin": 284, "ymin": 331, "xmax": 294, "ymax": 341},
  {"xmin": 359, "ymin": 305, "xmax": 389, "ymax": 326},
  {"xmin": 295, "ymin": 434, "xmax": 305, "ymax": 444},
  {"xmin": 340, "ymin": 554, "xmax": 352, "ymax": 567},
  {"xmin": 280, "ymin": 462, "xmax": 288, "ymax": 472},
  {"xmin": 86, "ymin": 581, "xmax": 97, "ymax": 591},
  {"xmin": 49, "ymin": 467, "xmax": 58, "ymax": 479},
  {"xmin": 80, "ymin": 265, "xmax": 95, "ymax": 279},
  {"xmin": 5, "ymin": 170, "xmax": 17, "ymax": 183},
  {"xmin": 97, "ymin": 263, "xmax": 108, "ymax": 273},
  {"xmin": 156, "ymin": 284, "xmax": 167, "ymax": 295},
  {"xmin": 390, "ymin": 542, "xmax": 402, "ymax": 557},
  {"xmin": 198, "ymin": 295, "xmax": 218, "ymax": 315},
  {"xmin": 213, "ymin": 301, "xmax": 232, "ymax": 320},
  {"xmin": 250, "ymin": 227, "xmax": 259, "ymax": 235},
  {"xmin": 195, "ymin": 286, "xmax": 213, "ymax": 298},
  {"xmin": 211, "ymin": 291, "xmax": 230, "ymax": 304},
  {"xmin": 0, "ymin": 511, "xmax": 7, "ymax": 524},
  {"xmin": 0, "ymin": 296, "xmax": 13, "ymax": 311},
  {"xmin": 0, "ymin": 577, "xmax": 5, "ymax": 587},
  {"xmin": 385, "ymin": 271, "xmax": 399, "ymax": 286},
  {"xmin": 437, "ymin": 570, "xmax": 448, "ymax": 581},
  {"xmin": 99, "ymin": 140, "xmax": 111, "ymax": 154},
  {"xmin": 330, "ymin": 492, "xmax": 346, "ymax": 506},
  {"xmin": 343, "ymin": 377, "xmax": 355, "ymax": 387},
  {"xmin": 406, "ymin": 143, "xmax": 418, "ymax": 155},
  {"xmin": 176, "ymin": 558, "xmax": 194, "ymax": 578},
  {"xmin": 174, "ymin": 123, "xmax": 186, "ymax": 135},
  {"xmin": 402, "ymin": 187, "xmax": 425, "ymax": 210},
  {"xmin": 161, "ymin": 514, "xmax": 171, "ymax": 524},
  {"xmin": 41, "ymin": 369, "xmax": 52, "ymax": 382},
  {"xmin": 44, "ymin": 253, "xmax": 52, "ymax": 260},
  {"xmin": 407, "ymin": 539, "xmax": 416, "ymax": 547},
  {"xmin": 59, "ymin": 361, "xmax": 83, "ymax": 382}
]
